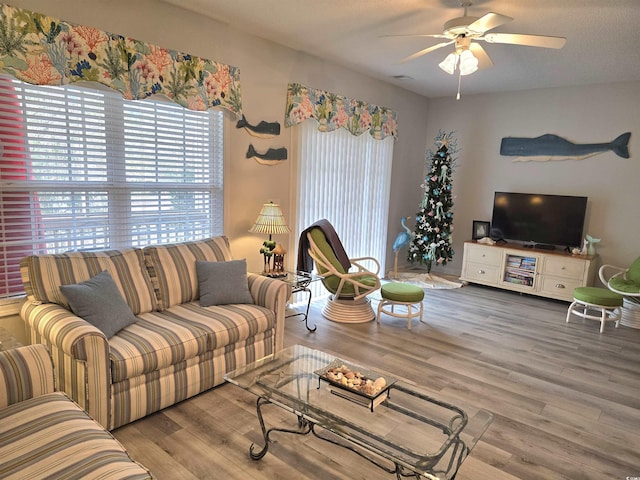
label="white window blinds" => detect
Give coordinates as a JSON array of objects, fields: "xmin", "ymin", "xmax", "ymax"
[
  {"xmin": 0, "ymin": 74, "xmax": 224, "ymax": 298},
  {"xmin": 295, "ymin": 120, "xmax": 393, "ymax": 296}
]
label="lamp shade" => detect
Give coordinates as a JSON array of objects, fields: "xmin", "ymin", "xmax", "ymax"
[
  {"xmin": 458, "ymin": 49, "xmax": 478, "ymax": 76},
  {"xmin": 438, "ymin": 53, "xmax": 457, "ymax": 75},
  {"xmin": 249, "ymin": 202, "xmax": 291, "ymax": 235}
]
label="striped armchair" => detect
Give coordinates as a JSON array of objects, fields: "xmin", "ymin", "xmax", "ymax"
[
  {"xmin": 20, "ymin": 236, "xmax": 288, "ymax": 430},
  {"xmin": 0, "ymin": 344, "xmax": 152, "ymax": 479}
]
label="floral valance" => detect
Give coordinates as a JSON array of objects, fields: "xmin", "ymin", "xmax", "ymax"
[
  {"xmin": 285, "ymin": 83, "xmax": 397, "ymax": 140},
  {"xmin": 0, "ymin": 4, "xmax": 242, "ymax": 116}
]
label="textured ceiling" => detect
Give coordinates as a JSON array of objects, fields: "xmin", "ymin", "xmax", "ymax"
[{"xmin": 159, "ymin": 0, "xmax": 640, "ymax": 99}]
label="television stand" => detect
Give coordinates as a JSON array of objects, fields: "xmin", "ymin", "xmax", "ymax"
[
  {"xmin": 534, "ymin": 243, "xmax": 556, "ymax": 251},
  {"xmin": 460, "ymin": 240, "xmax": 597, "ymax": 302}
]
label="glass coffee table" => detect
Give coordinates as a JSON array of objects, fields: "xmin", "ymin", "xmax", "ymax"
[{"xmin": 225, "ymin": 345, "xmax": 493, "ymax": 479}]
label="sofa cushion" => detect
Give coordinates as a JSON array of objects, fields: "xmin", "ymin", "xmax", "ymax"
[
  {"xmin": 20, "ymin": 248, "xmax": 156, "ymax": 315},
  {"xmin": 109, "ymin": 311, "xmax": 211, "ymax": 383},
  {"xmin": 0, "ymin": 392, "xmax": 152, "ymax": 479},
  {"xmin": 197, "ymin": 259, "xmax": 254, "ymax": 306},
  {"xmin": 109, "ymin": 338, "xmax": 274, "ymax": 429},
  {"xmin": 144, "ymin": 236, "xmax": 233, "ymax": 310},
  {"xmin": 61, "ymin": 271, "xmax": 138, "ymax": 338},
  {"xmin": 164, "ymin": 301, "xmax": 275, "ymax": 351}
]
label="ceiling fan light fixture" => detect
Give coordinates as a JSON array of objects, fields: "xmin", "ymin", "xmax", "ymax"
[
  {"xmin": 438, "ymin": 53, "xmax": 457, "ymax": 75},
  {"xmin": 438, "ymin": 48, "xmax": 477, "ymax": 76},
  {"xmin": 458, "ymin": 49, "xmax": 478, "ymax": 75}
]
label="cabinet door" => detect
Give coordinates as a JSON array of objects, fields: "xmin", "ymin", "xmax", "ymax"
[
  {"xmin": 538, "ymin": 275, "xmax": 582, "ymax": 301},
  {"xmin": 465, "ymin": 244, "xmax": 502, "ymax": 266},
  {"xmin": 461, "ymin": 243, "xmax": 502, "ymax": 286},
  {"xmin": 463, "ymin": 262, "xmax": 501, "ymax": 285},
  {"xmin": 541, "ymin": 256, "xmax": 586, "ymax": 279}
]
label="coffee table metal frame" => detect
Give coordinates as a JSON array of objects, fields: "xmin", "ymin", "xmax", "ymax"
[{"xmin": 225, "ymin": 345, "xmax": 493, "ymax": 480}]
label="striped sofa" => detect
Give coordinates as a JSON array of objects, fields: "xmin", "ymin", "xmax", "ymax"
[
  {"xmin": 0, "ymin": 344, "xmax": 152, "ymax": 479},
  {"xmin": 20, "ymin": 236, "xmax": 288, "ymax": 430}
]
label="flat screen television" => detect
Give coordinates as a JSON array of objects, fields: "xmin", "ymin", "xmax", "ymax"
[{"xmin": 490, "ymin": 192, "xmax": 587, "ymax": 248}]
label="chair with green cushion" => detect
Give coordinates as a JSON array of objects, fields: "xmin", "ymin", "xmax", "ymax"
[
  {"xmin": 599, "ymin": 256, "xmax": 640, "ymax": 328},
  {"xmin": 599, "ymin": 256, "xmax": 640, "ymax": 298},
  {"xmin": 306, "ymin": 226, "xmax": 381, "ymax": 323}
]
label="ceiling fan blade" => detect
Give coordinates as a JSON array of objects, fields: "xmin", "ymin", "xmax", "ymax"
[
  {"xmin": 380, "ymin": 33, "xmax": 449, "ymax": 39},
  {"xmin": 470, "ymin": 42, "xmax": 493, "ymax": 69},
  {"xmin": 399, "ymin": 40, "xmax": 454, "ymax": 63},
  {"xmin": 483, "ymin": 33, "xmax": 567, "ymax": 49},
  {"xmin": 468, "ymin": 12, "xmax": 513, "ymax": 34}
]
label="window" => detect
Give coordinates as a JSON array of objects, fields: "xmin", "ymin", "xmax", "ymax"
[
  {"xmin": 295, "ymin": 121, "xmax": 394, "ymax": 297},
  {"xmin": 0, "ymin": 74, "xmax": 224, "ymax": 298}
]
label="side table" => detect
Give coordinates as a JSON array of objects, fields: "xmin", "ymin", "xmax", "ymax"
[{"xmin": 261, "ymin": 271, "xmax": 321, "ymax": 332}]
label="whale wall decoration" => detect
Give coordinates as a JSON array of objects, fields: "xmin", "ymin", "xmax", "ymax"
[
  {"xmin": 236, "ymin": 115, "xmax": 281, "ymax": 138},
  {"xmin": 500, "ymin": 132, "xmax": 631, "ymax": 162},
  {"xmin": 246, "ymin": 144, "xmax": 287, "ymax": 166}
]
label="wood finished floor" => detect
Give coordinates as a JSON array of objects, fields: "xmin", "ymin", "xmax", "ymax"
[{"xmin": 112, "ymin": 284, "xmax": 640, "ymax": 479}]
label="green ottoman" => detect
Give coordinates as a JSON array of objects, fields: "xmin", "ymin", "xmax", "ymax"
[
  {"xmin": 377, "ymin": 282, "xmax": 425, "ymax": 330},
  {"xmin": 566, "ymin": 286, "xmax": 623, "ymax": 333}
]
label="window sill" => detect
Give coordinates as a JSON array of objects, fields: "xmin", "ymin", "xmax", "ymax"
[{"xmin": 0, "ymin": 296, "xmax": 25, "ymax": 317}]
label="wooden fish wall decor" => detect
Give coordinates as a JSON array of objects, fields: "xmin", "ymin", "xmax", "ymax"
[
  {"xmin": 500, "ymin": 132, "xmax": 631, "ymax": 162},
  {"xmin": 246, "ymin": 144, "xmax": 287, "ymax": 166},
  {"xmin": 236, "ymin": 115, "xmax": 281, "ymax": 138}
]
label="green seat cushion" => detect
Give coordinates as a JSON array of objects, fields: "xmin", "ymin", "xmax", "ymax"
[
  {"xmin": 381, "ymin": 282, "xmax": 425, "ymax": 302},
  {"xmin": 625, "ymin": 256, "xmax": 640, "ymax": 284},
  {"xmin": 609, "ymin": 276, "xmax": 640, "ymax": 295},
  {"xmin": 309, "ymin": 228, "xmax": 347, "ymax": 275},
  {"xmin": 573, "ymin": 287, "xmax": 623, "ymax": 307}
]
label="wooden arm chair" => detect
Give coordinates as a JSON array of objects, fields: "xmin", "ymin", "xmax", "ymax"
[{"xmin": 307, "ymin": 226, "xmax": 381, "ymax": 323}]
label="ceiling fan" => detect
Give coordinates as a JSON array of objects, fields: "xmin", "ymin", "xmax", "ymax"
[{"xmin": 388, "ymin": 1, "xmax": 566, "ymax": 97}]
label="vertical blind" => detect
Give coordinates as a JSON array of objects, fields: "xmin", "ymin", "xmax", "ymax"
[
  {"xmin": 295, "ymin": 120, "xmax": 394, "ymax": 298},
  {"xmin": 0, "ymin": 74, "xmax": 224, "ymax": 298}
]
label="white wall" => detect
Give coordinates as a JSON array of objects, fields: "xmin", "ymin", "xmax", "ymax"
[
  {"xmin": 9, "ymin": 0, "xmax": 429, "ymax": 274},
  {"xmin": 425, "ymin": 81, "xmax": 640, "ymax": 278}
]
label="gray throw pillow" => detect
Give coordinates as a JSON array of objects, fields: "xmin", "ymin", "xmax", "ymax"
[
  {"xmin": 197, "ymin": 259, "xmax": 254, "ymax": 307},
  {"xmin": 60, "ymin": 270, "xmax": 137, "ymax": 338}
]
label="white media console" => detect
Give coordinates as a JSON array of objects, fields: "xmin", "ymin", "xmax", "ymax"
[{"xmin": 460, "ymin": 241, "xmax": 598, "ymax": 302}]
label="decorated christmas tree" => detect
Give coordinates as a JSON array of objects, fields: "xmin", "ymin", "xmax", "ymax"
[{"xmin": 407, "ymin": 130, "xmax": 457, "ymax": 272}]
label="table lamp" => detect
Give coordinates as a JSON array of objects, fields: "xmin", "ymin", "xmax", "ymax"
[{"xmin": 249, "ymin": 202, "xmax": 290, "ymax": 275}]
